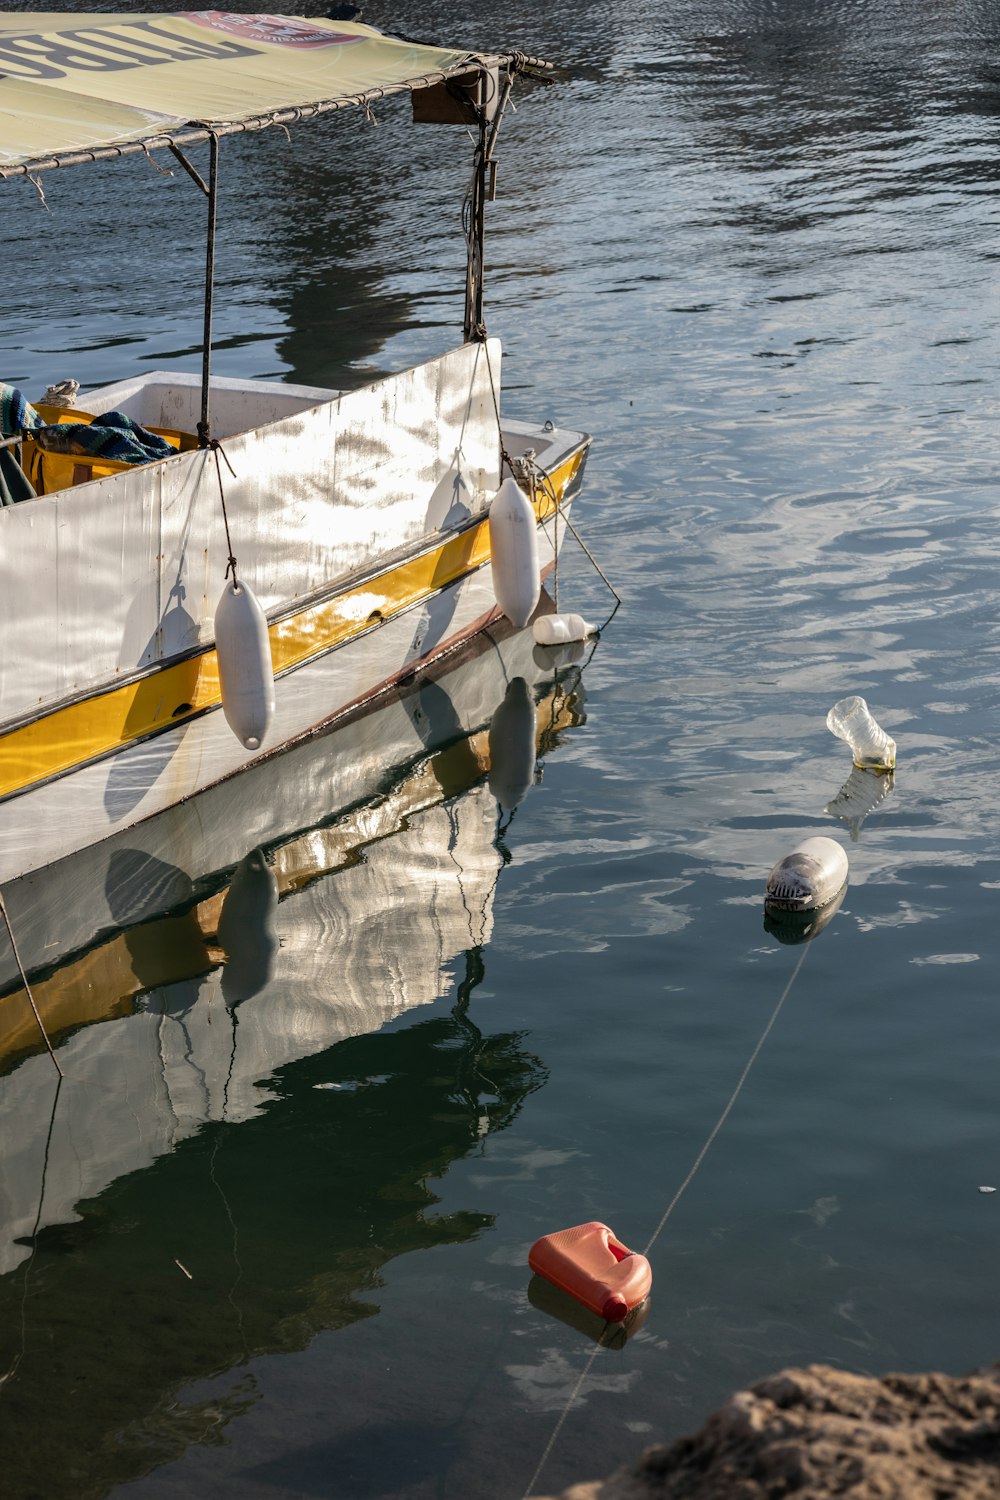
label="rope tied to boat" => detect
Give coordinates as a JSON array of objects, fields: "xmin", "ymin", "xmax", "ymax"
[{"xmin": 206, "ymin": 438, "xmax": 239, "ymax": 583}]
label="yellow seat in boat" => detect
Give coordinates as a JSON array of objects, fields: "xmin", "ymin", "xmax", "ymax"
[{"xmin": 21, "ymin": 403, "xmax": 199, "ymax": 495}]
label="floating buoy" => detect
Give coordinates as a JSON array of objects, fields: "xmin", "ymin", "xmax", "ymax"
[
  {"xmin": 217, "ymin": 847, "xmax": 279, "ymax": 1004},
  {"xmin": 214, "ymin": 579, "xmax": 275, "ymax": 750},
  {"xmin": 489, "ymin": 476, "xmax": 540, "ymax": 629},
  {"xmin": 532, "ymin": 612, "xmax": 596, "ymax": 647},
  {"xmin": 826, "ymin": 695, "xmax": 896, "ymax": 771},
  {"xmin": 528, "ymin": 1221, "xmax": 652, "ymax": 1324},
  {"xmin": 488, "ymin": 677, "xmax": 536, "ymax": 812},
  {"xmin": 765, "ymin": 835, "xmax": 848, "ymax": 913}
]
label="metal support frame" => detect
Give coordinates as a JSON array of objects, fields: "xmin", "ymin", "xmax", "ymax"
[
  {"xmin": 464, "ymin": 107, "xmax": 489, "ymax": 342},
  {"xmin": 198, "ymin": 134, "xmax": 220, "ymax": 448},
  {"xmin": 463, "ymin": 66, "xmax": 516, "ymax": 344}
]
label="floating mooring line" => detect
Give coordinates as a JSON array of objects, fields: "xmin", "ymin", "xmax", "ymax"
[
  {"xmin": 520, "ymin": 941, "xmax": 815, "ymax": 1499},
  {"xmin": 0, "ymin": 890, "xmax": 62, "ymax": 1078}
]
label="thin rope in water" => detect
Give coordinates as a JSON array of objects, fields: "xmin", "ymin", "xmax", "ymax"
[
  {"xmin": 640, "ymin": 941, "xmax": 810, "ymax": 1258},
  {"xmin": 520, "ymin": 940, "xmax": 812, "ymax": 1499},
  {"xmin": 0, "ymin": 891, "xmax": 62, "ymax": 1078}
]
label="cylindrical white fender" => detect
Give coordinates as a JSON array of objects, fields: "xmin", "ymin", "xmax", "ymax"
[
  {"xmin": 488, "ymin": 677, "xmax": 536, "ymax": 811},
  {"xmin": 489, "ymin": 476, "xmax": 540, "ymax": 629},
  {"xmin": 765, "ymin": 836, "xmax": 848, "ymax": 912},
  {"xmin": 533, "ymin": 613, "xmax": 596, "ymax": 646},
  {"xmin": 214, "ymin": 579, "xmax": 275, "ymax": 751}
]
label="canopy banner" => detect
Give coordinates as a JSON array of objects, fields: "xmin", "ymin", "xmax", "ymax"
[{"xmin": 0, "ymin": 12, "xmax": 475, "ymax": 169}]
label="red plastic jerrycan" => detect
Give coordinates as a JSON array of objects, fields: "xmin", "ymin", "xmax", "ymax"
[{"xmin": 528, "ymin": 1221, "xmax": 652, "ymax": 1323}]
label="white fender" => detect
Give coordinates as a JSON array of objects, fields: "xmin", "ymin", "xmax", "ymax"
[
  {"xmin": 488, "ymin": 677, "xmax": 536, "ymax": 812},
  {"xmin": 533, "ymin": 612, "xmax": 596, "ymax": 646},
  {"xmin": 214, "ymin": 579, "xmax": 275, "ymax": 751},
  {"xmin": 489, "ymin": 476, "xmax": 540, "ymax": 629},
  {"xmin": 765, "ymin": 836, "xmax": 848, "ymax": 912}
]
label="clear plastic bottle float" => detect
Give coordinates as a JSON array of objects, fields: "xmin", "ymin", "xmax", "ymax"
[
  {"xmin": 489, "ymin": 476, "xmax": 540, "ymax": 629},
  {"xmin": 532, "ymin": 612, "xmax": 596, "ymax": 647},
  {"xmin": 826, "ymin": 695, "xmax": 896, "ymax": 772},
  {"xmin": 528, "ymin": 1221, "xmax": 652, "ymax": 1323},
  {"xmin": 765, "ymin": 836, "xmax": 849, "ymax": 914},
  {"xmin": 214, "ymin": 579, "xmax": 275, "ymax": 750}
]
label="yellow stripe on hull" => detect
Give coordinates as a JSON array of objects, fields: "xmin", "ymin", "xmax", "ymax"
[{"xmin": 0, "ymin": 451, "xmax": 583, "ymax": 802}]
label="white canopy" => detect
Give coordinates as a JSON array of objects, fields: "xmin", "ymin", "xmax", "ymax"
[{"xmin": 0, "ymin": 12, "xmax": 482, "ymax": 172}]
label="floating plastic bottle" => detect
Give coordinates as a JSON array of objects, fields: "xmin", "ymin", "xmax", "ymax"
[
  {"xmin": 826, "ymin": 695, "xmax": 895, "ymax": 772},
  {"xmin": 532, "ymin": 613, "xmax": 596, "ymax": 647},
  {"xmin": 528, "ymin": 1221, "xmax": 652, "ymax": 1324},
  {"xmin": 765, "ymin": 835, "xmax": 848, "ymax": 913}
]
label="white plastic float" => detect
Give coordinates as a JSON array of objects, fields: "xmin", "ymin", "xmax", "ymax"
[
  {"xmin": 214, "ymin": 579, "xmax": 275, "ymax": 751},
  {"xmin": 765, "ymin": 836, "xmax": 848, "ymax": 913},
  {"xmin": 489, "ymin": 476, "xmax": 540, "ymax": 629},
  {"xmin": 532, "ymin": 612, "xmax": 596, "ymax": 646}
]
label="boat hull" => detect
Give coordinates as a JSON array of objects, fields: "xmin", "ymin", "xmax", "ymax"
[{"xmin": 0, "ymin": 486, "xmax": 580, "ymax": 886}]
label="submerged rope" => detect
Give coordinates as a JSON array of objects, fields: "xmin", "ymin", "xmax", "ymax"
[
  {"xmin": 0, "ymin": 891, "xmax": 62, "ymax": 1077},
  {"xmin": 0, "ymin": 1072, "xmax": 63, "ymax": 1393},
  {"xmin": 521, "ymin": 940, "xmax": 814, "ymax": 1499},
  {"xmin": 640, "ymin": 942, "xmax": 811, "ymax": 1259}
]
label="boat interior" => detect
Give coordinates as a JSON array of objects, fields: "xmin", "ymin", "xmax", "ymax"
[{"xmin": 15, "ymin": 366, "xmax": 581, "ymax": 499}]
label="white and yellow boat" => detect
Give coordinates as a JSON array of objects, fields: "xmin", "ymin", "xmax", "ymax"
[{"xmin": 0, "ymin": 12, "xmax": 590, "ymax": 886}]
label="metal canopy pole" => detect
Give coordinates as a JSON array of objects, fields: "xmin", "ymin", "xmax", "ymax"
[
  {"xmin": 198, "ymin": 133, "xmax": 220, "ymax": 447},
  {"xmin": 464, "ymin": 79, "xmax": 489, "ymax": 343}
]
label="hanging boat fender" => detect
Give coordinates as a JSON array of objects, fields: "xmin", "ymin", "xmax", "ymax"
[
  {"xmin": 529, "ymin": 1221, "xmax": 652, "ymax": 1323},
  {"xmin": 489, "ymin": 476, "xmax": 540, "ymax": 629},
  {"xmin": 488, "ymin": 676, "xmax": 536, "ymax": 811},
  {"xmin": 214, "ymin": 579, "xmax": 275, "ymax": 751}
]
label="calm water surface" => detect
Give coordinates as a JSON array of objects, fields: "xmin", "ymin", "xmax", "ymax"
[{"xmin": 4, "ymin": 1, "xmax": 1000, "ymax": 1496}]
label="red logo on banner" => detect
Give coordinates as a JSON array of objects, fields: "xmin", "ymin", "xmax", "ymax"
[{"xmin": 181, "ymin": 12, "xmax": 361, "ymax": 49}]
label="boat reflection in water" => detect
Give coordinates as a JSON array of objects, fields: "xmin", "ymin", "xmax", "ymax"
[{"xmin": 0, "ymin": 608, "xmax": 590, "ymax": 1498}]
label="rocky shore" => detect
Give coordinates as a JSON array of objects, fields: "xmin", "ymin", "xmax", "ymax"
[{"xmin": 540, "ymin": 1364, "xmax": 1000, "ymax": 1499}]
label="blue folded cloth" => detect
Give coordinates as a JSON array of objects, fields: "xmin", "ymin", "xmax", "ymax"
[
  {"xmin": 0, "ymin": 383, "xmax": 44, "ymax": 438},
  {"xmin": 33, "ymin": 409, "xmax": 175, "ymax": 465}
]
